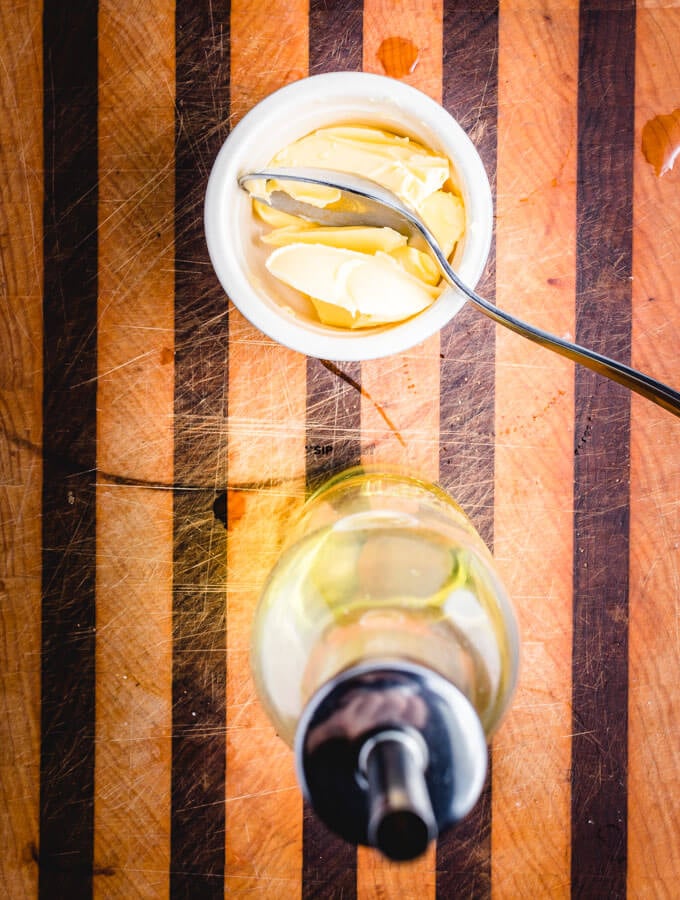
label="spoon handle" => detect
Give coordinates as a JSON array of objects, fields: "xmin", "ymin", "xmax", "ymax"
[
  {"xmin": 241, "ymin": 167, "xmax": 680, "ymax": 416},
  {"xmin": 433, "ymin": 247, "xmax": 680, "ymax": 417}
]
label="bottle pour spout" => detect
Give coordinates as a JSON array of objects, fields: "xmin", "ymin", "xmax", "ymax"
[
  {"xmin": 295, "ymin": 660, "xmax": 488, "ymax": 861},
  {"xmin": 360, "ymin": 729, "xmax": 436, "ymax": 861}
]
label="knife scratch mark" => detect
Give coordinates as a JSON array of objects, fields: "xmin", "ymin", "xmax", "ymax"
[{"xmin": 320, "ymin": 359, "xmax": 406, "ymax": 448}]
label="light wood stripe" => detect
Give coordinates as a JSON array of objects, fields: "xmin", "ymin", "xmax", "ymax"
[
  {"xmin": 629, "ymin": 5, "xmax": 680, "ymax": 895},
  {"xmin": 0, "ymin": 2, "xmax": 42, "ymax": 896},
  {"xmin": 95, "ymin": 1, "xmax": 175, "ymax": 895},
  {"xmin": 226, "ymin": 2, "xmax": 308, "ymax": 895},
  {"xmin": 359, "ymin": 2, "xmax": 442, "ymax": 896},
  {"xmin": 361, "ymin": 1, "xmax": 442, "ymax": 478},
  {"xmin": 492, "ymin": 4, "xmax": 577, "ymax": 896}
]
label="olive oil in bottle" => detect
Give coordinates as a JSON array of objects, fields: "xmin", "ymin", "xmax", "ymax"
[{"xmin": 251, "ymin": 468, "xmax": 519, "ymax": 861}]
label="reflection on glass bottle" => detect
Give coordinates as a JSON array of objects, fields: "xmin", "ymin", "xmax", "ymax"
[{"xmin": 251, "ymin": 467, "xmax": 519, "ymax": 861}]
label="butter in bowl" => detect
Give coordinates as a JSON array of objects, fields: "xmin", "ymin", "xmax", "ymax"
[{"xmin": 205, "ymin": 72, "xmax": 492, "ymax": 361}]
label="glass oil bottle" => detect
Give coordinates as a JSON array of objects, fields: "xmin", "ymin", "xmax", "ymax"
[{"xmin": 251, "ymin": 467, "xmax": 519, "ymax": 861}]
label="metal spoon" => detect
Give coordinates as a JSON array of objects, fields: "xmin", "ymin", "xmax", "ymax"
[{"xmin": 239, "ymin": 167, "xmax": 680, "ymax": 418}]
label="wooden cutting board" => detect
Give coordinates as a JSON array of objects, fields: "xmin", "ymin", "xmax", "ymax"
[{"xmin": 2, "ymin": 2, "xmax": 680, "ymax": 898}]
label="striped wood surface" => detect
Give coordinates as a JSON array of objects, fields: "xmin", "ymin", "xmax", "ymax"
[{"xmin": 1, "ymin": 2, "xmax": 680, "ymax": 898}]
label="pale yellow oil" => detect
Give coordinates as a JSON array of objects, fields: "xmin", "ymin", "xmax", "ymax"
[{"xmin": 252, "ymin": 501, "xmax": 517, "ymax": 747}]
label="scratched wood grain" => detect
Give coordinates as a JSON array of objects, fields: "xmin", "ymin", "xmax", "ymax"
[
  {"xmin": 628, "ymin": 5, "xmax": 680, "ymax": 894},
  {"xmin": 3, "ymin": 3, "xmax": 680, "ymax": 899},
  {"xmin": 40, "ymin": 3, "xmax": 100, "ymax": 895},
  {"xmin": 571, "ymin": 7, "xmax": 635, "ymax": 895},
  {"xmin": 437, "ymin": 7, "xmax": 498, "ymax": 894},
  {"xmin": 358, "ymin": 3, "xmax": 443, "ymax": 898},
  {"xmin": 95, "ymin": 1, "xmax": 175, "ymax": 896},
  {"xmin": 227, "ymin": 3, "xmax": 307, "ymax": 896},
  {"xmin": 304, "ymin": 5, "xmax": 364, "ymax": 897},
  {"xmin": 0, "ymin": 2, "xmax": 42, "ymax": 898},
  {"xmin": 492, "ymin": 5, "xmax": 577, "ymax": 896},
  {"xmin": 172, "ymin": 3, "xmax": 229, "ymax": 895}
]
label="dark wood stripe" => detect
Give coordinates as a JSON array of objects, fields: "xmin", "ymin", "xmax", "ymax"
[
  {"xmin": 571, "ymin": 4, "xmax": 634, "ymax": 897},
  {"xmin": 305, "ymin": 360, "xmax": 363, "ymax": 494},
  {"xmin": 40, "ymin": 2, "xmax": 99, "ymax": 897},
  {"xmin": 301, "ymin": 4, "xmax": 363, "ymax": 897},
  {"xmin": 437, "ymin": 3, "xmax": 499, "ymax": 897},
  {"xmin": 309, "ymin": 0, "xmax": 363, "ymax": 77},
  {"xmin": 303, "ymin": 355, "xmax": 361, "ymax": 900},
  {"xmin": 171, "ymin": 4, "xmax": 230, "ymax": 898}
]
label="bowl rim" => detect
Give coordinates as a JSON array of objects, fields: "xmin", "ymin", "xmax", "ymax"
[{"xmin": 204, "ymin": 71, "xmax": 493, "ymax": 360}]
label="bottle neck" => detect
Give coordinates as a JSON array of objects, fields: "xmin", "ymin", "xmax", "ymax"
[
  {"xmin": 295, "ymin": 659, "xmax": 488, "ymax": 859},
  {"xmin": 301, "ymin": 610, "xmax": 487, "ymax": 732}
]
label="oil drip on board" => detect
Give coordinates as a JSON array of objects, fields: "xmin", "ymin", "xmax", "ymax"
[
  {"xmin": 377, "ymin": 36, "xmax": 420, "ymax": 79},
  {"xmin": 641, "ymin": 108, "xmax": 680, "ymax": 177}
]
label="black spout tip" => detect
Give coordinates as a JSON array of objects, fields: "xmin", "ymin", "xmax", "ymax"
[
  {"xmin": 364, "ymin": 731, "xmax": 436, "ymax": 861},
  {"xmin": 375, "ymin": 809, "xmax": 431, "ymax": 861}
]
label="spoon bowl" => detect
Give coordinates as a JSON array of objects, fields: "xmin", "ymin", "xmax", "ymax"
[{"xmin": 241, "ymin": 167, "xmax": 680, "ymax": 417}]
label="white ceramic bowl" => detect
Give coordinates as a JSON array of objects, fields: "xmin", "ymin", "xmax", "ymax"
[{"xmin": 204, "ymin": 72, "xmax": 493, "ymax": 360}]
